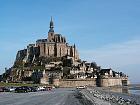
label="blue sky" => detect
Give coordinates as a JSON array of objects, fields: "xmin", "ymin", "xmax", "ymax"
[{"xmin": 0, "ymin": 0, "xmax": 140, "ymax": 83}]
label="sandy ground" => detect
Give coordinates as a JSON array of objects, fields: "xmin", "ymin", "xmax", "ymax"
[
  {"xmin": 0, "ymin": 88, "xmax": 94, "ymax": 105},
  {"xmin": 0, "ymin": 87, "xmax": 139, "ymax": 105}
]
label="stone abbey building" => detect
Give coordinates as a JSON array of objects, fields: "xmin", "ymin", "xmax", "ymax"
[
  {"xmin": 36, "ymin": 18, "xmax": 79, "ymax": 60},
  {"xmin": 16, "ymin": 17, "xmax": 79, "ymax": 64},
  {"xmin": 1, "ymin": 18, "xmax": 128, "ymax": 87}
]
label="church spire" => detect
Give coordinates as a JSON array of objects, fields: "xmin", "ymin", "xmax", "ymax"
[{"xmin": 49, "ymin": 16, "xmax": 54, "ymax": 32}]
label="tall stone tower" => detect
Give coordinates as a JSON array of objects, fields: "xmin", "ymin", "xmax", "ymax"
[{"xmin": 48, "ymin": 17, "xmax": 55, "ymax": 42}]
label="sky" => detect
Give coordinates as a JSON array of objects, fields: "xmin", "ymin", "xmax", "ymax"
[{"xmin": 0, "ymin": 0, "xmax": 140, "ymax": 83}]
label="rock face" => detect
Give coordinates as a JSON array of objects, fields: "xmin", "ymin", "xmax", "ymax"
[{"xmin": 1, "ymin": 18, "xmax": 128, "ymax": 87}]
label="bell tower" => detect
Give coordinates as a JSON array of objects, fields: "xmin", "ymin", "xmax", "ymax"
[
  {"xmin": 48, "ymin": 17, "xmax": 55, "ymax": 42},
  {"xmin": 49, "ymin": 17, "xmax": 54, "ymax": 32}
]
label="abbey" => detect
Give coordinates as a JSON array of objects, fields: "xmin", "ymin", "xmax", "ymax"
[
  {"xmin": 16, "ymin": 17, "xmax": 79, "ymax": 64},
  {"xmin": 36, "ymin": 18, "xmax": 79, "ymax": 60}
]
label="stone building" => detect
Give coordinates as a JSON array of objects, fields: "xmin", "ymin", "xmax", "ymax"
[
  {"xmin": 36, "ymin": 17, "xmax": 79, "ymax": 60},
  {"xmin": 15, "ymin": 17, "xmax": 79, "ymax": 65}
]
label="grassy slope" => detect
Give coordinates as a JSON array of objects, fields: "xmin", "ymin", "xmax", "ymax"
[{"xmin": 0, "ymin": 82, "xmax": 42, "ymax": 87}]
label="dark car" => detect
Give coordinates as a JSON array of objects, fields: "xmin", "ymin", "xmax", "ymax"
[
  {"xmin": 47, "ymin": 86, "xmax": 52, "ymax": 91},
  {"xmin": 29, "ymin": 87, "xmax": 37, "ymax": 92},
  {"xmin": 21, "ymin": 86, "xmax": 31, "ymax": 92},
  {"xmin": 0, "ymin": 87, "xmax": 9, "ymax": 92},
  {"xmin": 15, "ymin": 87, "xmax": 28, "ymax": 93},
  {"xmin": 3, "ymin": 87, "xmax": 10, "ymax": 92}
]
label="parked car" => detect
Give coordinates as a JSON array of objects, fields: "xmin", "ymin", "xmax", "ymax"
[
  {"xmin": 7, "ymin": 87, "xmax": 16, "ymax": 92},
  {"xmin": 15, "ymin": 87, "xmax": 28, "ymax": 93},
  {"xmin": 29, "ymin": 87, "xmax": 37, "ymax": 92},
  {"xmin": 76, "ymin": 86, "xmax": 86, "ymax": 89},
  {"xmin": 0, "ymin": 87, "xmax": 9, "ymax": 92},
  {"xmin": 37, "ymin": 86, "xmax": 46, "ymax": 91},
  {"xmin": 47, "ymin": 86, "xmax": 52, "ymax": 91},
  {"xmin": 0, "ymin": 87, "xmax": 4, "ymax": 92},
  {"xmin": 21, "ymin": 86, "xmax": 31, "ymax": 92}
]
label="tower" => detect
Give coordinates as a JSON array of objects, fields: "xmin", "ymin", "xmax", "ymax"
[
  {"xmin": 74, "ymin": 44, "xmax": 76, "ymax": 59},
  {"xmin": 49, "ymin": 17, "xmax": 54, "ymax": 32},
  {"xmin": 48, "ymin": 17, "xmax": 55, "ymax": 42}
]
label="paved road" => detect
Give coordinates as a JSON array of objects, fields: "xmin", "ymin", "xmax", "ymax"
[{"xmin": 0, "ymin": 88, "xmax": 93, "ymax": 105}]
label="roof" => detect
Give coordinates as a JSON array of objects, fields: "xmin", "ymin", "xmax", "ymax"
[{"xmin": 100, "ymin": 68, "xmax": 112, "ymax": 74}]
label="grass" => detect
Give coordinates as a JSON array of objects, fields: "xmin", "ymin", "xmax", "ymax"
[{"xmin": 0, "ymin": 82, "xmax": 44, "ymax": 87}]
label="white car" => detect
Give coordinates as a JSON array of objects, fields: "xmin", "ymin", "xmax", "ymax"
[
  {"xmin": 76, "ymin": 86, "xmax": 86, "ymax": 89},
  {"xmin": 7, "ymin": 87, "xmax": 16, "ymax": 92},
  {"xmin": 37, "ymin": 86, "xmax": 46, "ymax": 91}
]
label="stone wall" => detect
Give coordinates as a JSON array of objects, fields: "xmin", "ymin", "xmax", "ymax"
[
  {"xmin": 41, "ymin": 77, "xmax": 128, "ymax": 87},
  {"xmin": 99, "ymin": 77, "xmax": 128, "ymax": 87},
  {"xmin": 56, "ymin": 43, "xmax": 66, "ymax": 57},
  {"xmin": 37, "ymin": 42, "xmax": 46, "ymax": 57},
  {"xmin": 58, "ymin": 79, "xmax": 96, "ymax": 87}
]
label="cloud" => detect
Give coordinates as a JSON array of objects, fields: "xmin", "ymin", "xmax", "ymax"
[{"xmin": 80, "ymin": 39, "xmax": 140, "ymax": 83}]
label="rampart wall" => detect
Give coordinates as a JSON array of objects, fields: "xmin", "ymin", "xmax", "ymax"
[
  {"xmin": 57, "ymin": 79, "xmax": 96, "ymax": 87},
  {"xmin": 40, "ymin": 77, "xmax": 128, "ymax": 87},
  {"xmin": 99, "ymin": 77, "xmax": 128, "ymax": 87}
]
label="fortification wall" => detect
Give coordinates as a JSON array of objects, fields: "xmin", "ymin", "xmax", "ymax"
[
  {"xmin": 99, "ymin": 77, "xmax": 128, "ymax": 87},
  {"xmin": 40, "ymin": 77, "xmax": 128, "ymax": 87},
  {"xmin": 58, "ymin": 79, "xmax": 96, "ymax": 87}
]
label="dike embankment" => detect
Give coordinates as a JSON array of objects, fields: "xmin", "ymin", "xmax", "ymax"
[{"xmin": 80, "ymin": 87, "xmax": 140, "ymax": 105}]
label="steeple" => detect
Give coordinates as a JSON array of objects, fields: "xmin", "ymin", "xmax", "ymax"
[
  {"xmin": 49, "ymin": 17, "xmax": 54, "ymax": 32},
  {"xmin": 74, "ymin": 43, "xmax": 76, "ymax": 48}
]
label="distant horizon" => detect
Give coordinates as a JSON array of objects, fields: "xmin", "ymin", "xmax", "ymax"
[{"xmin": 0, "ymin": 0, "xmax": 140, "ymax": 84}]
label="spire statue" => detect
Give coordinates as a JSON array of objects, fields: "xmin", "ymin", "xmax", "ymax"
[{"xmin": 49, "ymin": 17, "xmax": 54, "ymax": 32}]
